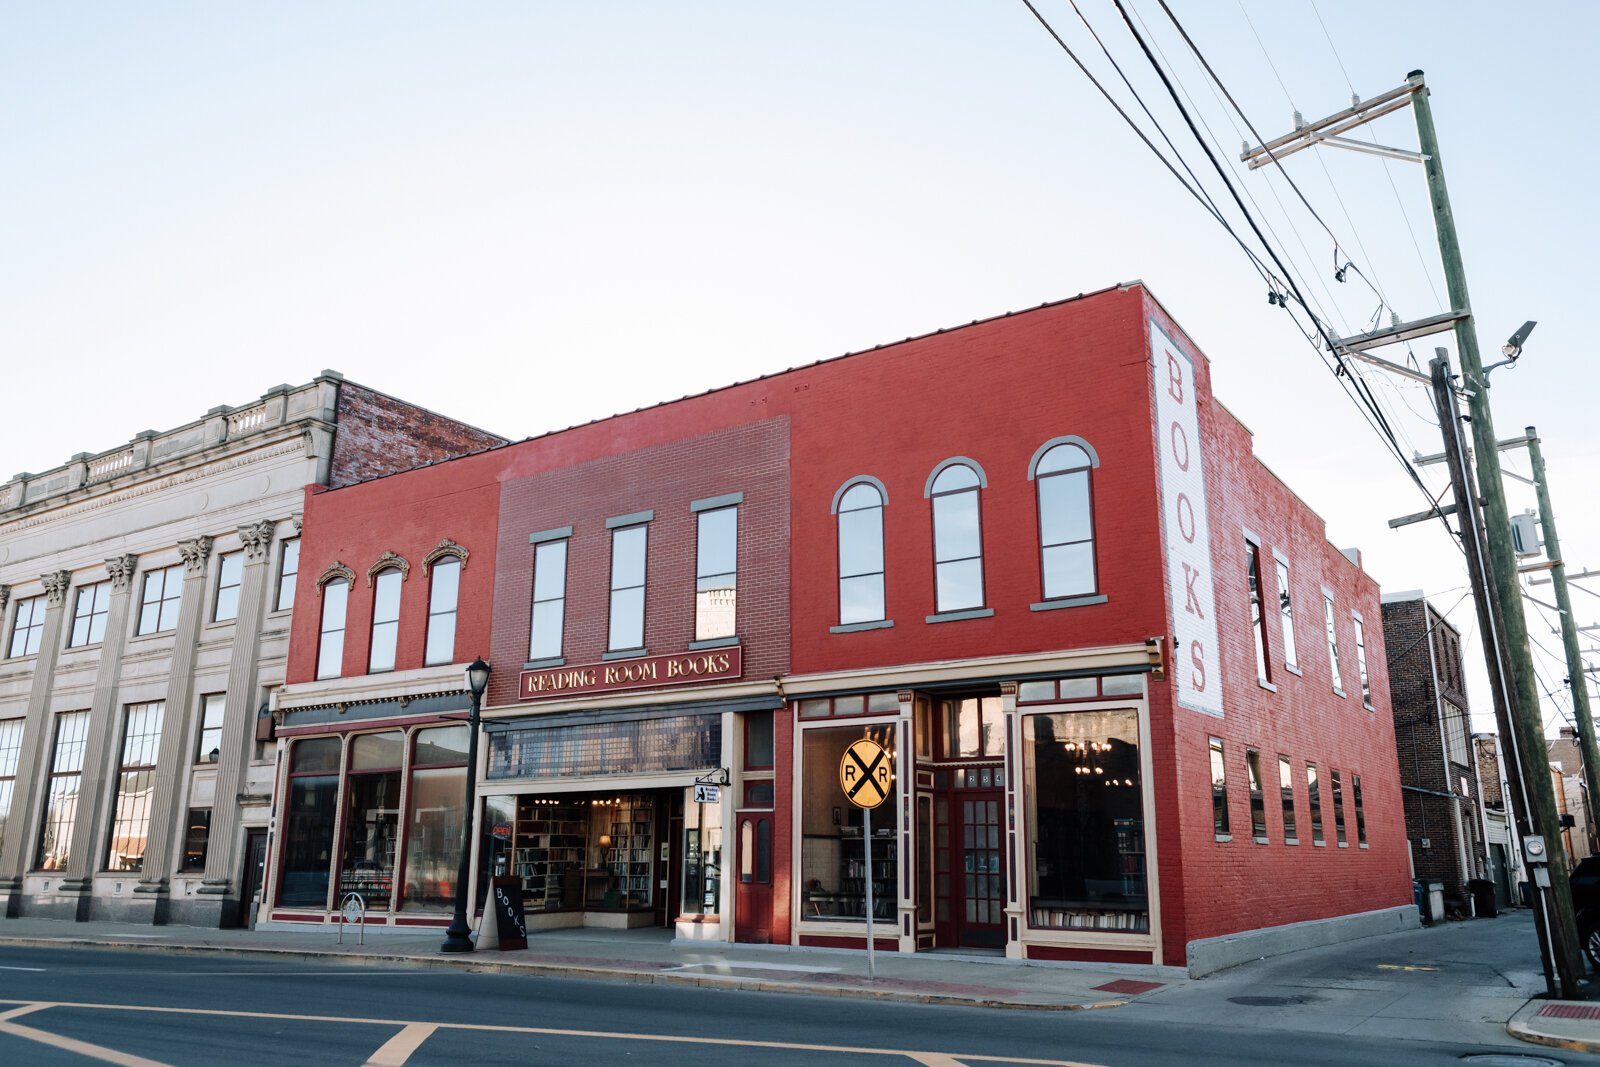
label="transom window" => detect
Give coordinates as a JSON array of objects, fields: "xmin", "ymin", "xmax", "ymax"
[
  {"xmin": 835, "ymin": 480, "xmax": 886, "ymax": 625},
  {"xmin": 928, "ymin": 461, "xmax": 985, "ymax": 613},
  {"xmin": 369, "ymin": 568, "xmax": 402, "ymax": 673},
  {"xmin": 69, "ymin": 581, "xmax": 110, "ymax": 648},
  {"xmin": 8, "ymin": 596, "xmax": 45, "ymax": 658},
  {"xmin": 137, "ymin": 564, "xmax": 184, "ymax": 636},
  {"xmin": 1032, "ymin": 440, "xmax": 1097, "ymax": 600}
]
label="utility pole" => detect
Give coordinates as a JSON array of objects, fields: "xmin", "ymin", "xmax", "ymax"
[
  {"xmin": 1528, "ymin": 427, "xmax": 1600, "ymax": 844},
  {"xmin": 1411, "ymin": 73, "xmax": 1586, "ymax": 997},
  {"xmin": 1430, "ymin": 354, "xmax": 1558, "ymax": 994},
  {"xmin": 1244, "ymin": 72, "xmax": 1587, "ymax": 997}
]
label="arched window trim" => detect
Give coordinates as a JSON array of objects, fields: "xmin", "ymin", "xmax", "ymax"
[
  {"xmin": 1027, "ymin": 435, "xmax": 1100, "ymax": 480},
  {"xmin": 923, "ymin": 457, "xmax": 988, "ymax": 498},
  {"xmin": 830, "ymin": 475, "xmax": 888, "ymax": 515},
  {"xmin": 366, "ymin": 551, "xmax": 411, "ymax": 586},
  {"xmin": 422, "ymin": 538, "xmax": 470, "ymax": 573},
  {"xmin": 316, "ymin": 561, "xmax": 356, "ymax": 592}
]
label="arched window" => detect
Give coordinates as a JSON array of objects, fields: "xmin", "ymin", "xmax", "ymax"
[
  {"xmin": 833, "ymin": 478, "xmax": 887, "ymax": 625},
  {"xmin": 1031, "ymin": 438, "xmax": 1098, "ymax": 600},
  {"xmin": 368, "ymin": 568, "xmax": 402, "ymax": 673},
  {"xmin": 927, "ymin": 460, "xmax": 985, "ymax": 613}
]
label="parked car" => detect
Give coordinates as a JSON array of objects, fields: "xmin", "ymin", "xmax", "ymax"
[{"xmin": 1571, "ymin": 856, "xmax": 1600, "ymax": 969}]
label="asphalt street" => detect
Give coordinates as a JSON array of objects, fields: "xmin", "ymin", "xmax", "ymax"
[{"xmin": 1, "ymin": 942, "xmax": 1596, "ymax": 1067}]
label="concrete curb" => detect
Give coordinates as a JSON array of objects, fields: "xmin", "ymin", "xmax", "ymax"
[
  {"xmin": 1505, "ymin": 999, "xmax": 1600, "ymax": 1054},
  {"xmin": 0, "ymin": 936, "xmax": 1125, "ymax": 1013}
]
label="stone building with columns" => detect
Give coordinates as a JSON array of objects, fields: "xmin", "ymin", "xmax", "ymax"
[{"xmin": 0, "ymin": 373, "xmax": 503, "ymax": 927}]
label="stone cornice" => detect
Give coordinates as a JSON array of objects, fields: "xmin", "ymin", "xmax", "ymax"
[{"xmin": 276, "ymin": 662, "xmax": 472, "ymax": 713}]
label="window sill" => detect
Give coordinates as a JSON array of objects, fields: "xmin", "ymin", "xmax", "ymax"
[
  {"xmin": 1313, "ymin": 841, "xmax": 1326, "ymax": 848},
  {"xmin": 64, "ymin": 641, "xmax": 104, "ymax": 653},
  {"xmin": 1029, "ymin": 594, "xmax": 1108, "ymax": 612},
  {"xmin": 1338, "ymin": 841, "xmax": 1349, "ymax": 848},
  {"xmin": 1258, "ymin": 679, "xmax": 1277, "ymax": 693},
  {"xmin": 1253, "ymin": 836, "xmax": 1269, "ymax": 845},
  {"xmin": 1362, "ymin": 702, "xmax": 1375, "ymax": 712},
  {"xmin": 689, "ymin": 636, "xmax": 739, "ymax": 650},
  {"xmin": 1285, "ymin": 838, "xmax": 1299, "ymax": 846},
  {"xmin": 1214, "ymin": 833, "xmax": 1232, "ymax": 843},
  {"xmin": 1284, "ymin": 664, "xmax": 1303, "ymax": 676},
  {"xmin": 830, "ymin": 619, "xmax": 894, "ymax": 634},
  {"xmin": 525, "ymin": 656, "xmax": 565, "ymax": 670},
  {"xmin": 1359, "ymin": 842, "xmax": 1369, "ymax": 850},
  {"xmin": 1332, "ymin": 688, "xmax": 1346, "ymax": 700},
  {"xmin": 925, "ymin": 608, "xmax": 994, "ymax": 625},
  {"xmin": 602, "ymin": 648, "xmax": 648, "ymax": 661}
]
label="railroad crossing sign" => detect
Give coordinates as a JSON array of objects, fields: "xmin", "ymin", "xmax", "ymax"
[{"xmin": 839, "ymin": 738, "xmax": 892, "ymax": 809}]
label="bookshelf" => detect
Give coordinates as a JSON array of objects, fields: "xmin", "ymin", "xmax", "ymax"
[
  {"xmin": 600, "ymin": 801, "xmax": 654, "ymax": 908},
  {"xmin": 835, "ymin": 830, "xmax": 897, "ymax": 921},
  {"xmin": 509, "ymin": 799, "xmax": 586, "ymax": 911}
]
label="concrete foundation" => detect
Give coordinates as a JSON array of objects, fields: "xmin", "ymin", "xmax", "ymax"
[{"xmin": 1185, "ymin": 903, "xmax": 1420, "ymax": 977}]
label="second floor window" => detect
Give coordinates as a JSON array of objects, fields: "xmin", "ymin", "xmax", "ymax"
[
  {"xmin": 695, "ymin": 506, "xmax": 737, "ymax": 641},
  {"xmin": 608, "ymin": 525, "xmax": 647, "ymax": 652},
  {"xmin": 529, "ymin": 540, "xmax": 567, "ymax": 661},
  {"xmin": 137, "ymin": 564, "xmax": 184, "ymax": 636},
  {"xmin": 197, "ymin": 693, "xmax": 225, "ymax": 763},
  {"xmin": 1353, "ymin": 613, "xmax": 1371, "ymax": 706},
  {"xmin": 1245, "ymin": 541, "xmax": 1270, "ymax": 685},
  {"xmin": 1033, "ymin": 441, "xmax": 1097, "ymax": 600},
  {"xmin": 1323, "ymin": 593, "xmax": 1343, "ymax": 694},
  {"xmin": 1275, "ymin": 556, "xmax": 1298, "ymax": 669},
  {"xmin": 369, "ymin": 568, "xmax": 402, "ymax": 673},
  {"xmin": 276, "ymin": 539, "xmax": 300, "ymax": 612},
  {"xmin": 425, "ymin": 557, "xmax": 460, "ymax": 666},
  {"xmin": 835, "ymin": 480, "xmax": 886, "ymax": 625},
  {"xmin": 318, "ymin": 578, "xmax": 349, "ymax": 680},
  {"xmin": 1209, "ymin": 737, "xmax": 1230, "ymax": 837},
  {"xmin": 69, "ymin": 581, "xmax": 109, "ymax": 648},
  {"xmin": 1280, "ymin": 754, "xmax": 1298, "ymax": 842},
  {"xmin": 929, "ymin": 462, "xmax": 984, "ymax": 613},
  {"xmin": 9, "ymin": 596, "xmax": 45, "ymax": 657},
  {"xmin": 214, "ymin": 552, "xmax": 243, "ymax": 622}
]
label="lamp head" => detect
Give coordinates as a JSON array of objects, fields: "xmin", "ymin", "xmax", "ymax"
[
  {"xmin": 465, "ymin": 657, "xmax": 491, "ymax": 698},
  {"xmin": 1502, "ymin": 320, "xmax": 1537, "ymax": 360}
]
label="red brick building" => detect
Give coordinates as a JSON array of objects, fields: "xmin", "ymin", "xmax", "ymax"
[{"xmin": 267, "ymin": 283, "xmax": 1413, "ymax": 973}]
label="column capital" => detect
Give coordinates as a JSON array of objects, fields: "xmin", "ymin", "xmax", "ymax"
[
  {"xmin": 40, "ymin": 570, "xmax": 71, "ymax": 605},
  {"xmin": 178, "ymin": 536, "xmax": 214, "ymax": 575},
  {"xmin": 0, "ymin": 585, "xmax": 9, "ymax": 614},
  {"xmin": 238, "ymin": 520, "xmax": 276, "ymax": 564},
  {"xmin": 105, "ymin": 553, "xmax": 140, "ymax": 590}
]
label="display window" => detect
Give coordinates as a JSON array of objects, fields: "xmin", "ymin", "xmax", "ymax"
[
  {"xmin": 1022, "ymin": 708, "xmax": 1147, "ymax": 934},
  {"xmin": 401, "ymin": 725, "xmax": 469, "ymax": 909},
  {"xmin": 799, "ymin": 719, "xmax": 899, "ymax": 923}
]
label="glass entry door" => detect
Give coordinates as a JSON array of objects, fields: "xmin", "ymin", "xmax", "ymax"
[{"xmin": 935, "ymin": 771, "xmax": 1006, "ymax": 948}]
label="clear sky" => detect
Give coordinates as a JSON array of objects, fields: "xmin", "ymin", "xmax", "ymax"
[{"xmin": 4, "ymin": 2, "xmax": 1596, "ymax": 736}]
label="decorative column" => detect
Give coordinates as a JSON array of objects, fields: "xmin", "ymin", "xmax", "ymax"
[
  {"xmin": 0, "ymin": 571, "xmax": 73, "ymax": 913},
  {"xmin": 198, "ymin": 520, "xmax": 275, "ymax": 925},
  {"xmin": 56, "ymin": 556, "xmax": 140, "ymax": 918},
  {"xmin": 1000, "ymin": 681, "xmax": 1025, "ymax": 961},
  {"xmin": 131, "ymin": 536, "xmax": 213, "ymax": 923}
]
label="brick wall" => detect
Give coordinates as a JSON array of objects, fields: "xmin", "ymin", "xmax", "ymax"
[
  {"xmin": 487, "ymin": 418, "xmax": 790, "ymax": 708},
  {"xmin": 328, "ymin": 381, "xmax": 507, "ymax": 489}
]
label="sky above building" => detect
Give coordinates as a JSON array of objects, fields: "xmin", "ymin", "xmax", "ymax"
[{"xmin": 4, "ymin": 2, "xmax": 1596, "ymax": 735}]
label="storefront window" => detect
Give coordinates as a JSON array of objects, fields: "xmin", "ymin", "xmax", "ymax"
[
  {"xmin": 682, "ymin": 792, "xmax": 723, "ymax": 916},
  {"xmin": 403, "ymin": 725, "xmax": 468, "ymax": 909},
  {"xmin": 338, "ymin": 731, "xmax": 402, "ymax": 910},
  {"xmin": 281, "ymin": 737, "xmax": 342, "ymax": 907},
  {"xmin": 1023, "ymin": 709, "xmax": 1147, "ymax": 933},
  {"xmin": 940, "ymin": 696, "xmax": 1003, "ymax": 759},
  {"xmin": 800, "ymin": 723, "xmax": 899, "ymax": 923}
]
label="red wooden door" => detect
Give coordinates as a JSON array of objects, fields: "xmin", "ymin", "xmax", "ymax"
[
  {"xmin": 734, "ymin": 811, "xmax": 773, "ymax": 943},
  {"xmin": 935, "ymin": 789, "xmax": 1006, "ymax": 948}
]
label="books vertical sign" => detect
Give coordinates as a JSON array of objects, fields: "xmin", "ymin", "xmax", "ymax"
[{"xmin": 1151, "ymin": 319, "xmax": 1222, "ymax": 718}]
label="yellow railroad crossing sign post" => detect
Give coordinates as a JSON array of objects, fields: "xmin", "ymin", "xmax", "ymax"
[{"xmin": 838, "ymin": 738, "xmax": 893, "ymax": 980}]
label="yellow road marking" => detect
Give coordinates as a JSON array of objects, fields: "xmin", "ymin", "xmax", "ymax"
[
  {"xmin": 365, "ymin": 1022, "xmax": 438, "ymax": 1066},
  {"xmin": 907, "ymin": 1055, "xmax": 969, "ymax": 1066},
  {"xmin": 0, "ymin": 1002, "xmax": 169, "ymax": 1067},
  {"xmin": 1376, "ymin": 964, "xmax": 1439, "ymax": 972},
  {"xmin": 0, "ymin": 998, "xmax": 1100, "ymax": 1066}
]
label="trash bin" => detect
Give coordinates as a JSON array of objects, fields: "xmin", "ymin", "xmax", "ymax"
[
  {"xmin": 1426, "ymin": 881, "xmax": 1445, "ymax": 924},
  {"xmin": 1467, "ymin": 878, "xmax": 1497, "ymax": 918},
  {"xmin": 1413, "ymin": 880, "xmax": 1426, "ymax": 922}
]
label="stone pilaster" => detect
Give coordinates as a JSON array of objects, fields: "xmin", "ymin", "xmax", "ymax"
[
  {"xmin": 57, "ymin": 560, "xmax": 140, "ymax": 913},
  {"xmin": 197, "ymin": 522, "xmax": 275, "ymax": 925},
  {"xmin": 130, "ymin": 537, "xmax": 214, "ymax": 923},
  {"xmin": 0, "ymin": 573, "xmax": 73, "ymax": 908}
]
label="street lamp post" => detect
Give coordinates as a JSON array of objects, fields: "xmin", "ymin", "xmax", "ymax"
[{"xmin": 441, "ymin": 657, "xmax": 491, "ymax": 953}]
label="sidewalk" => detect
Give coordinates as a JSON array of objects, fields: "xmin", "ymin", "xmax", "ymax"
[{"xmin": 0, "ymin": 917, "xmax": 1165, "ymax": 1012}]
